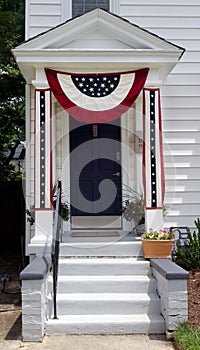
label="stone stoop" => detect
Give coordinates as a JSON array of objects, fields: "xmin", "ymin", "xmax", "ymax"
[{"xmin": 45, "ymin": 232, "xmax": 165, "ymax": 335}]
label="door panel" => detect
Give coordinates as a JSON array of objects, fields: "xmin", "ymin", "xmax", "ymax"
[{"xmin": 70, "ymin": 118, "xmax": 121, "ymax": 216}]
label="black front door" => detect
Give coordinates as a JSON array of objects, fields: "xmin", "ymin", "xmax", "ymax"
[{"xmin": 70, "ymin": 118, "xmax": 122, "ymax": 216}]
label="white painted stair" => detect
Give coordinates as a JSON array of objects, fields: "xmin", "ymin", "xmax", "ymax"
[{"xmin": 46, "ymin": 232, "xmax": 165, "ymax": 335}]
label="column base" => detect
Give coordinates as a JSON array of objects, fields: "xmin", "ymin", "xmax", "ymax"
[{"xmin": 145, "ymin": 208, "xmax": 163, "ymax": 231}]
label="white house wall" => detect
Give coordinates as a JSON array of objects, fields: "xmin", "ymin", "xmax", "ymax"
[
  {"xmin": 26, "ymin": 1, "xmax": 200, "ymax": 229},
  {"xmin": 119, "ymin": 0, "xmax": 200, "ymax": 229}
]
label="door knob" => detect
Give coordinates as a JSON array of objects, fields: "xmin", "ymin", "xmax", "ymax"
[{"xmin": 112, "ymin": 172, "xmax": 120, "ymax": 177}]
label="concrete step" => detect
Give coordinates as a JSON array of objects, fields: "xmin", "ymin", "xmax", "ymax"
[
  {"xmin": 53, "ymin": 293, "xmax": 161, "ymax": 316},
  {"xmin": 55, "ymin": 275, "xmax": 156, "ymax": 294},
  {"xmin": 58, "ymin": 258, "xmax": 151, "ymax": 276},
  {"xmin": 46, "ymin": 314, "xmax": 165, "ymax": 334},
  {"xmin": 59, "ymin": 240, "xmax": 143, "ymax": 257}
]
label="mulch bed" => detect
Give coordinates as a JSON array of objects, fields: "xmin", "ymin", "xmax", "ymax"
[
  {"xmin": 0, "ymin": 249, "xmax": 22, "ymax": 340},
  {"xmin": 187, "ymin": 270, "xmax": 200, "ymax": 328}
]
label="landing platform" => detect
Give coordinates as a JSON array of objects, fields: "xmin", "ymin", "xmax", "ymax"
[{"xmin": 60, "ymin": 231, "xmax": 143, "ymax": 257}]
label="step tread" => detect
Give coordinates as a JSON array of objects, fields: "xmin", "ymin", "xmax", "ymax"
[
  {"xmin": 57, "ymin": 275, "xmax": 153, "ymax": 281},
  {"xmin": 56, "ymin": 293, "xmax": 160, "ymax": 301},
  {"xmin": 61, "ymin": 241, "xmax": 141, "ymax": 246},
  {"xmin": 59, "ymin": 258, "xmax": 149, "ymax": 264},
  {"xmin": 47, "ymin": 314, "xmax": 164, "ymax": 323}
]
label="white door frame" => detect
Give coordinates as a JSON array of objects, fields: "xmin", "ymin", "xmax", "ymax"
[{"xmin": 59, "ymin": 96, "xmax": 143, "ymax": 231}]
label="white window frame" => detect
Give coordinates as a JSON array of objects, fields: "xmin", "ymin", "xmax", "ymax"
[{"xmin": 62, "ymin": 0, "xmax": 119, "ymax": 21}]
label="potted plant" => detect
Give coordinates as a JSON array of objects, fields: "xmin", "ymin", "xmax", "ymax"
[
  {"xmin": 142, "ymin": 228, "xmax": 174, "ymax": 258},
  {"xmin": 122, "ymin": 185, "xmax": 168, "ymax": 236},
  {"xmin": 122, "ymin": 186, "xmax": 145, "ymax": 235}
]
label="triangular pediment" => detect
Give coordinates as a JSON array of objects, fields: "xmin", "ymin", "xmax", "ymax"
[{"xmin": 15, "ymin": 8, "xmax": 183, "ymax": 52}]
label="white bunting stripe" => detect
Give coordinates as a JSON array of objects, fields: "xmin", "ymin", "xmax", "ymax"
[{"xmin": 57, "ymin": 73, "xmax": 135, "ymax": 111}]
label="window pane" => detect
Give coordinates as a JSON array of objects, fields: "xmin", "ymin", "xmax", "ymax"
[
  {"xmin": 72, "ymin": 0, "xmax": 84, "ymax": 17},
  {"xmin": 72, "ymin": 0, "xmax": 109, "ymax": 18}
]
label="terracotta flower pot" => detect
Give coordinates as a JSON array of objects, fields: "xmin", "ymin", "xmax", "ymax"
[{"xmin": 142, "ymin": 239, "xmax": 174, "ymax": 258}]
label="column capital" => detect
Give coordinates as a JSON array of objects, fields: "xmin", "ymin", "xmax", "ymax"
[
  {"xmin": 32, "ymin": 80, "xmax": 49, "ymax": 90},
  {"xmin": 32, "ymin": 67, "xmax": 49, "ymax": 89}
]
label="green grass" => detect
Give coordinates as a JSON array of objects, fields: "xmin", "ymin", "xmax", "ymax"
[{"xmin": 173, "ymin": 323, "xmax": 200, "ymax": 350}]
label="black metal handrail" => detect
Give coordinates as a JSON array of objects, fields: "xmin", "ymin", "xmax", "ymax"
[{"xmin": 51, "ymin": 180, "xmax": 62, "ymax": 319}]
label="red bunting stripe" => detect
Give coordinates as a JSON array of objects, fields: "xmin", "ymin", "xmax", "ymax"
[{"xmin": 45, "ymin": 68, "xmax": 149, "ymax": 123}]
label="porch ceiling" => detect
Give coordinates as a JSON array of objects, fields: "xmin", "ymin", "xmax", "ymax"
[{"xmin": 13, "ymin": 8, "xmax": 185, "ymax": 85}]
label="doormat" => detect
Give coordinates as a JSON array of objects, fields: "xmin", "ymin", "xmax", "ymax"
[{"xmin": 71, "ymin": 231, "xmax": 120, "ymax": 237}]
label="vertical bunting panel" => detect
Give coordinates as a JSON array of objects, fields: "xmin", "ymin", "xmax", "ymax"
[
  {"xmin": 143, "ymin": 88, "xmax": 165, "ymax": 209},
  {"xmin": 35, "ymin": 89, "xmax": 52, "ymax": 209}
]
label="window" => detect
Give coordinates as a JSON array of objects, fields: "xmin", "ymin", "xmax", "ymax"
[{"xmin": 72, "ymin": 0, "xmax": 109, "ymax": 18}]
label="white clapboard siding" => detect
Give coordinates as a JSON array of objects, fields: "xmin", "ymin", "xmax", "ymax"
[
  {"xmin": 26, "ymin": 0, "xmax": 62, "ymax": 38},
  {"xmin": 144, "ymin": 28, "xmax": 200, "ymax": 41},
  {"xmin": 176, "ymin": 52, "xmax": 200, "ymax": 62},
  {"xmin": 163, "ymin": 132, "xmax": 200, "ymax": 144},
  {"xmin": 164, "ymin": 155, "xmax": 200, "ymax": 168},
  {"xmin": 165, "ymin": 167, "xmax": 200, "ymax": 180},
  {"xmin": 171, "ymin": 63, "xmax": 200, "ymax": 75},
  {"xmin": 166, "ymin": 180, "xmax": 200, "ymax": 192},
  {"xmin": 161, "ymin": 86, "xmax": 200, "ymax": 97},
  {"xmin": 165, "ymin": 192, "xmax": 200, "ymax": 204},
  {"xmin": 163, "ymin": 144, "xmax": 200, "ymax": 156},
  {"xmin": 29, "ymin": 3, "xmax": 61, "ymax": 14},
  {"xmin": 167, "ymin": 204, "xmax": 200, "ymax": 216},
  {"xmin": 161, "ymin": 96, "xmax": 200, "ymax": 109},
  {"xmin": 165, "ymin": 74, "xmax": 200, "ymax": 86},
  {"xmin": 120, "ymin": 5, "xmax": 200, "ymax": 17},
  {"xmin": 123, "ymin": 16, "xmax": 200, "ymax": 29},
  {"xmin": 164, "ymin": 216, "xmax": 198, "ymax": 230},
  {"xmin": 162, "ymin": 120, "xmax": 200, "ymax": 131},
  {"xmin": 172, "ymin": 40, "xmax": 200, "ymax": 51},
  {"xmin": 120, "ymin": 0, "xmax": 200, "ymax": 5},
  {"xmin": 162, "ymin": 108, "xmax": 200, "ymax": 121}
]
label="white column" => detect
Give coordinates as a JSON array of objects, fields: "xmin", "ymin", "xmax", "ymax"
[
  {"xmin": 145, "ymin": 208, "xmax": 163, "ymax": 231},
  {"xmin": 143, "ymin": 88, "xmax": 165, "ymax": 231},
  {"xmin": 31, "ymin": 86, "xmax": 53, "ymax": 247}
]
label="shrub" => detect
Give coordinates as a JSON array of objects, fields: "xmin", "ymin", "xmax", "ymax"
[{"xmin": 175, "ymin": 218, "xmax": 200, "ymax": 271}]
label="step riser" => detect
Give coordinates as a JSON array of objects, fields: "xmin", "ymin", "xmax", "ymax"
[
  {"xmin": 60, "ymin": 242, "xmax": 143, "ymax": 257},
  {"xmin": 55, "ymin": 279, "xmax": 156, "ymax": 294},
  {"xmin": 46, "ymin": 321, "xmax": 165, "ymax": 335},
  {"xmin": 55, "ymin": 299, "xmax": 161, "ymax": 316},
  {"xmin": 58, "ymin": 262, "xmax": 151, "ymax": 276},
  {"xmin": 46, "ymin": 254, "xmax": 165, "ymax": 335}
]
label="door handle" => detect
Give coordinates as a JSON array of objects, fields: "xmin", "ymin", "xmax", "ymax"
[{"xmin": 112, "ymin": 172, "xmax": 120, "ymax": 177}]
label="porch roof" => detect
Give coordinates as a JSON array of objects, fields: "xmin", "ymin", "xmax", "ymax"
[{"xmin": 13, "ymin": 8, "xmax": 185, "ymax": 85}]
